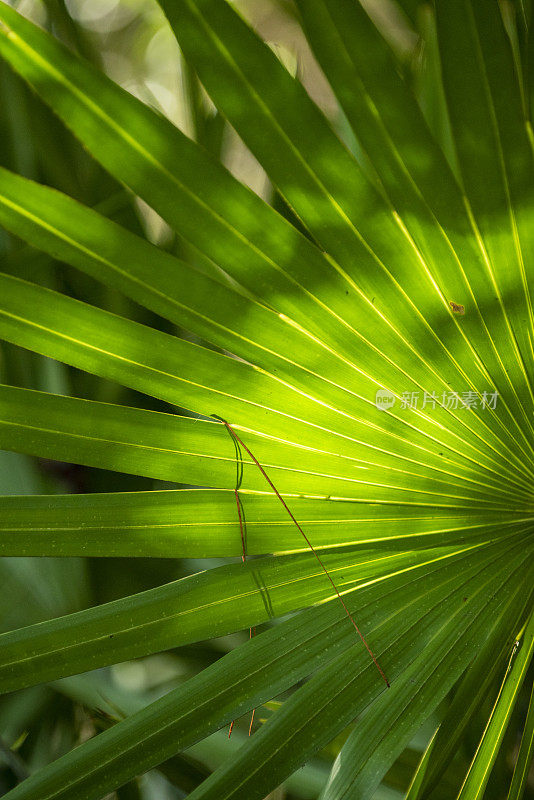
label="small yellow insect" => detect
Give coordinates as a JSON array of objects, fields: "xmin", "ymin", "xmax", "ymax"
[{"xmin": 449, "ymin": 301, "xmax": 465, "ymax": 315}]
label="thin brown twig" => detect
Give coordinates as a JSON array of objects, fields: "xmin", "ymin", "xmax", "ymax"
[{"xmin": 213, "ymin": 415, "xmax": 390, "ymax": 689}]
